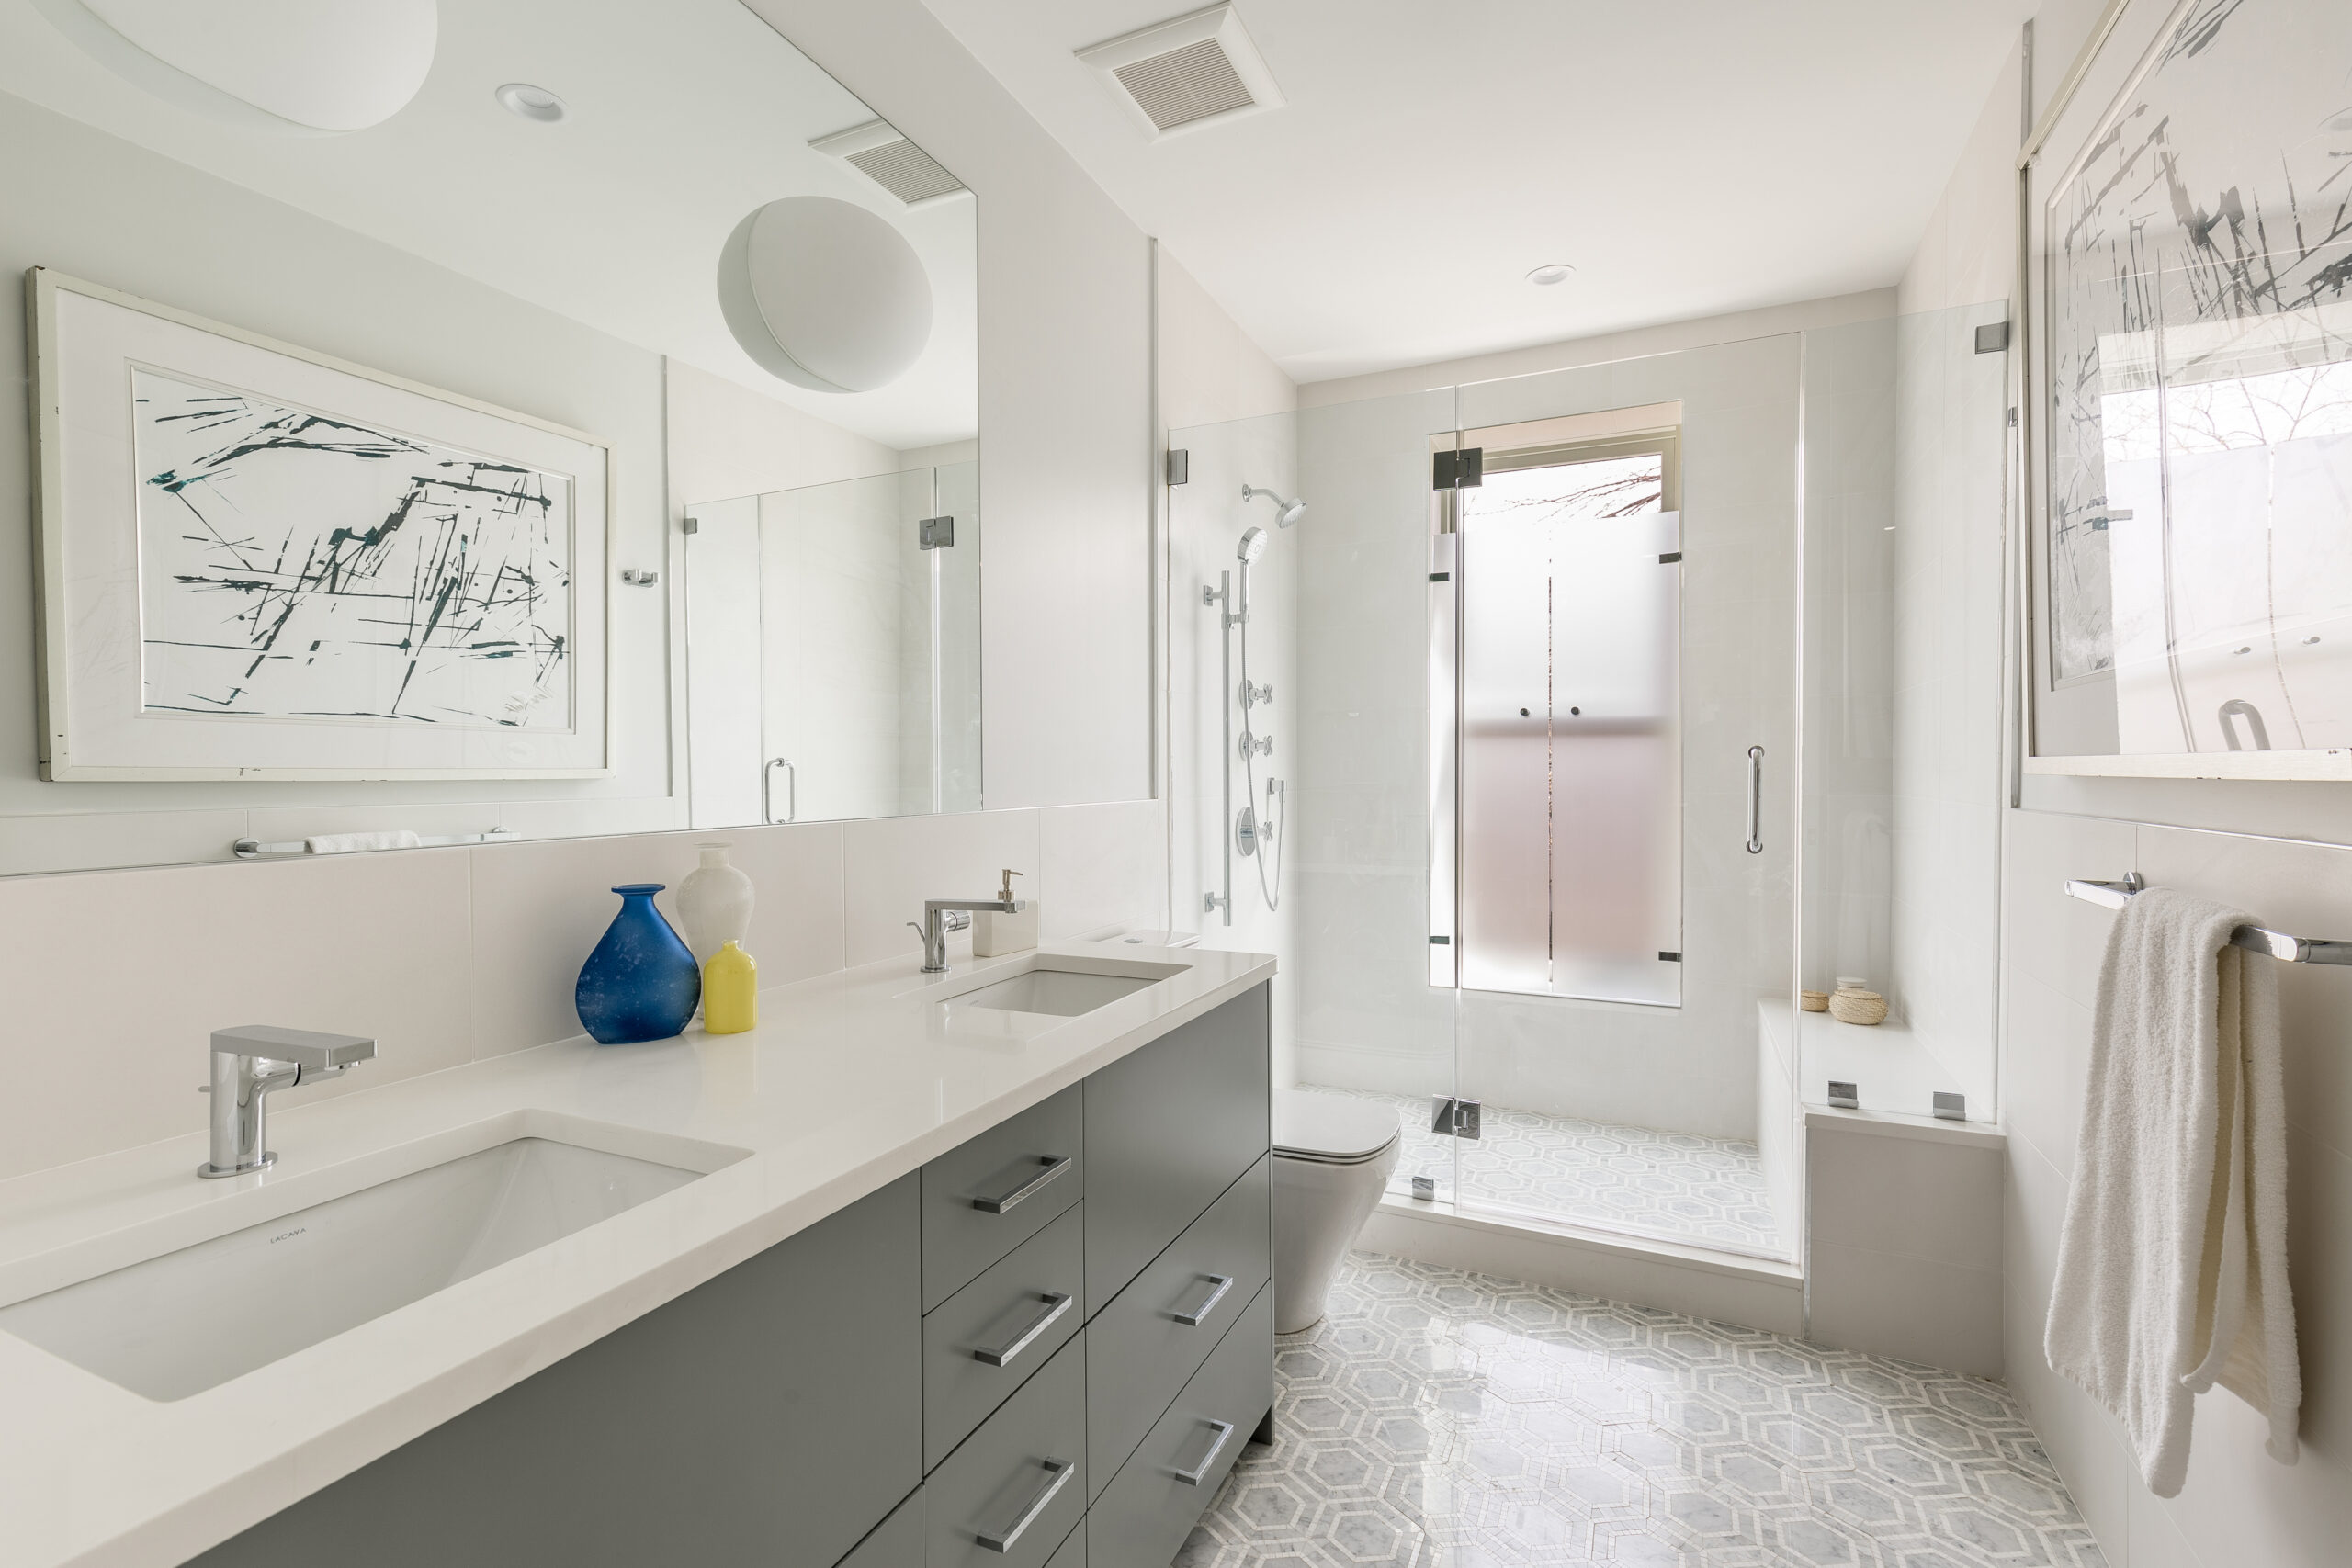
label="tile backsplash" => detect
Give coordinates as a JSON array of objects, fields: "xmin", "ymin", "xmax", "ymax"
[{"xmin": 0, "ymin": 800, "xmax": 1163, "ymax": 1183}]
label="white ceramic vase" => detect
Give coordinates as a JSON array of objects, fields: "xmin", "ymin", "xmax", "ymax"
[{"xmin": 677, "ymin": 843, "xmax": 754, "ymax": 962}]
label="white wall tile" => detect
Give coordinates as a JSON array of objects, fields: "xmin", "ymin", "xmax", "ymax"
[
  {"xmin": 465, "ymin": 832, "xmax": 711, "ymax": 1058},
  {"xmin": 719, "ymin": 822, "xmax": 847, "ymax": 987},
  {"xmin": 1037, "ymin": 800, "xmax": 1163, "ymax": 942},
  {"xmin": 1807, "ymin": 1125, "xmax": 2003, "ymax": 1271},
  {"xmin": 1999, "ymin": 969, "xmax": 2095, "ymax": 1180},
  {"xmin": 1807, "ymin": 1239, "xmax": 2003, "ymax": 1378},
  {"xmin": 840, "ymin": 810, "xmax": 1040, "ymax": 968},
  {"xmin": 0, "ymin": 850, "xmax": 473, "ymax": 1181}
]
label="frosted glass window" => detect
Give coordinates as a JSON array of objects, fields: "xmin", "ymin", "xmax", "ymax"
[{"xmin": 1455, "ymin": 448, "xmax": 1681, "ymax": 1004}]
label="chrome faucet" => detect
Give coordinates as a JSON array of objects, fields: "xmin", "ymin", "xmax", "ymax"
[
  {"xmin": 910, "ymin": 872, "xmax": 1029, "ymax": 975},
  {"xmin": 199, "ymin": 1024, "xmax": 377, "ymax": 1179}
]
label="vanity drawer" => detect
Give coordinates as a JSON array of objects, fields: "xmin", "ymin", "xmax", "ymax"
[
  {"xmin": 923, "ymin": 1084, "xmax": 1084, "ymax": 1311},
  {"xmin": 1084, "ymin": 985, "xmax": 1269, "ymax": 1310},
  {"xmin": 1089, "ymin": 1281, "xmax": 1273, "ymax": 1568},
  {"xmin": 1086, "ymin": 1156, "xmax": 1270, "ymax": 1496},
  {"xmin": 925, "ymin": 1201, "xmax": 1085, "ymax": 1470},
  {"xmin": 837, "ymin": 1485, "xmax": 924, "ymax": 1568},
  {"xmin": 927, "ymin": 1331, "xmax": 1088, "ymax": 1568}
]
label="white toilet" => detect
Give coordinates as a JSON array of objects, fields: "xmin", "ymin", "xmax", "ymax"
[{"xmin": 1271, "ymin": 1089, "xmax": 1402, "ymax": 1332}]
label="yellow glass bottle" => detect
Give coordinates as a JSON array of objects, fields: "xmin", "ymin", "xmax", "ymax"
[{"xmin": 702, "ymin": 941, "xmax": 757, "ymax": 1034}]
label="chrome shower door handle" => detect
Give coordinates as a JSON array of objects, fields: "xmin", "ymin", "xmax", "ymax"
[
  {"xmin": 1173, "ymin": 1418, "xmax": 1237, "ymax": 1486},
  {"xmin": 974, "ymin": 1457, "xmax": 1073, "ymax": 1553},
  {"xmin": 1745, "ymin": 745, "xmax": 1765, "ymax": 855},
  {"xmin": 763, "ymin": 757, "xmax": 796, "ymax": 824}
]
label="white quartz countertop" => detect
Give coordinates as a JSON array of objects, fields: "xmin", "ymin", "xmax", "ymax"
[{"xmin": 0, "ymin": 941, "xmax": 1275, "ymax": 1568}]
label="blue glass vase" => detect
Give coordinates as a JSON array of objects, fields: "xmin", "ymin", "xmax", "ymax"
[{"xmin": 576, "ymin": 884, "xmax": 701, "ymax": 1044}]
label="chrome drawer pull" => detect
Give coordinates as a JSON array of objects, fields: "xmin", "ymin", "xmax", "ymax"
[
  {"xmin": 971, "ymin": 1156, "xmax": 1072, "ymax": 1214},
  {"xmin": 1172, "ymin": 1273, "xmax": 1234, "ymax": 1327},
  {"xmin": 975, "ymin": 1456, "xmax": 1073, "ymax": 1553},
  {"xmin": 974, "ymin": 1292, "xmax": 1073, "ymax": 1368},
  {"xmin": 1172, "ymin": 1418, "xmax": 1236, "ymax": 1486}
]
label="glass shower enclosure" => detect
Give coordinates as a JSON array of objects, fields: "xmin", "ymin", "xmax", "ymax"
[
  {"xmin": 1166, "ymin": 304, "xmax": 2007, "ymax": 1263},
  {"xmin": 684, "ymin": 461, "xmax": 981, "ymax": 828}
]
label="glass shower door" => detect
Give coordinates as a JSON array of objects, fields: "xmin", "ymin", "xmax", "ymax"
[
  {"xmin": 1436, "ymin": 341, "xmax": 1800, "ymax": 1257},
  {"xmin": 684, "ymin": 462, "xmax": 980, "ymax": 828}
]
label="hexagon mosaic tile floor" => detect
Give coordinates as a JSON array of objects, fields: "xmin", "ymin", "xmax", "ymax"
[
  {"xmin": 1301, "ymin": 1087, "xmax": 1782, "ymax": 1255},
  {"xmin": 1178, "ymin": 1254, "xmax": 2101, "ymax": 1568}
]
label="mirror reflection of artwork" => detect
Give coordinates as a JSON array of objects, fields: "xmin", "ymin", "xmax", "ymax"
[
  {"xmin": 2044, "ymin": 0, "xmax": 2352, "ymax": 758},
  {"xmin": 31, "ymin": 272, "xmax": 612, "ymax": 781},
  {"xmin": 133, "ymin": 370, "xmax": 575, "ymax": 729}
]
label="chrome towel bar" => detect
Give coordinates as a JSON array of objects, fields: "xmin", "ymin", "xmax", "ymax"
[
  {"xmin": 233, "ymin": 828, "xmax": 516, "ymax": 859},
  {"xmin": 2064, "ymin": 873, "xmax": 2352, "ymax": 965}
]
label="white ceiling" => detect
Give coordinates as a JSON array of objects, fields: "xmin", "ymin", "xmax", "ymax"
[
  {"xmin": 0, "ymin": 0, "xmax": 978, "ymax": 449},
  {"xmin": 920, "ymin": 0, "xmax": 2031, "ymax": 384}
]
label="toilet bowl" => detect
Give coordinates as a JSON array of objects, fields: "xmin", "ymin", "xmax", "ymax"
[{"xmin": 1271, "ymin": 1089, "xmax": 1402, "ymax": 1333}]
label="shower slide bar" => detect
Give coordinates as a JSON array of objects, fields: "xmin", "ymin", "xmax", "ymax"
[{"xmin": 2064, "ymin": 873, "xmax": 2352, "ymax": 964}]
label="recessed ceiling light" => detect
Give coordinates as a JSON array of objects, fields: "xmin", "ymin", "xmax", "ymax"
[
  {"xmin": 1527, "ymin": 264, "xmax": 1576, "ymax": 287},
  {"xmin": 495, "ymin": 82, "xmax": 568, "ymax": 123}
]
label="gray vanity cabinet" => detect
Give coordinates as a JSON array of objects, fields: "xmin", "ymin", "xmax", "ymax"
[
  {"xmin": 188, "ymin": 1174, "xmax": 923, "ymax": 1568},
  {"xmin": 183, "ymin": 983, "xmax": 1270, "ymax": 1568},
  {"xmin": 1082, "ymin": 986, "xmax": 1272, "ymax": 1311}
]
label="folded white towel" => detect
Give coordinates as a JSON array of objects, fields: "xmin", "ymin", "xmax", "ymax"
[
  {"xmin": 2045, "ymin": 886, "xmax": 2300, "ymax": 1496},
  {"xmin": 303, "ymin": 830, "xmax": 424, "ymax": 855}
]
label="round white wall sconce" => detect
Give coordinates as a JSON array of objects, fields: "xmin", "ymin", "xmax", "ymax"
[
  {"xmin": 32, "ymin": 0, "xmax": 438, "ymax": 134},
  {"xmin": 717, "ymin": 196, "xmax": 933, "ymax": 394}
]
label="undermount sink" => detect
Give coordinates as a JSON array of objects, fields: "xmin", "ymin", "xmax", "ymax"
[
  {"xmin": 933, "ymin": 954, "xmax": 1190, "ymax": 1019},
  {"xmin": 0, "ymin": 1118, "xmax": 744, "ymax": 1401}
]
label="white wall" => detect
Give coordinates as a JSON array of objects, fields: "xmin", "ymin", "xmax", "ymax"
[
  {"xmin": 665, "ymin": 359, "xmax": 896, "ymax": 524},
  {"xmin": 1155, "ymin": 248, "xmax": 1302, "ymax": 1081},
  {"xmin": 1902, "ymin": 5, "xmax": 2352, "ymax": 1560},
  {"xmin": 1301, "ymin": 290, "xmax": 1897, "ymax": 410}
]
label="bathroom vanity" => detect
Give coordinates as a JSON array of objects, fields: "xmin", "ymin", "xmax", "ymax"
[{"xmin": 0, "ymin": 946, "xmax": 1273, "ymax": 1568}]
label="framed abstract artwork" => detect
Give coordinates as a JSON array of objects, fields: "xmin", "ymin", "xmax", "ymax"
[
  {"xmin": 26, "ymin": 268, "xmax": 612, "ymax": 780},
  {"xmin": 2023, "ymin": 0, "xmax": 2352, "ymax": 777}
]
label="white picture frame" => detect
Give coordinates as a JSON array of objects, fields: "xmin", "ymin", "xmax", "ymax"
[
  {"xmin": 2018, "ymin": 0, "xmax": 2352, "ymax": 781},
  {"xmin": 27, "ymin": 268, "xmax": 613, "ymax": 781}
]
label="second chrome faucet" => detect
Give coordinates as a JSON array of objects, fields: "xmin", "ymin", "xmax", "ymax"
[{"xmin": 910, "ymin": 870, "xmax": 1029, "ymax": 974}]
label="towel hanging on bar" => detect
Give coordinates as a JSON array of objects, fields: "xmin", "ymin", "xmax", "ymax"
[{"xmin": 2065, "ymin": 874, "xmax": 2352, "ymax": 965}]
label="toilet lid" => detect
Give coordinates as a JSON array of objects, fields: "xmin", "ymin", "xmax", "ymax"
[{"xmin": 1272, "ymin": 1090, "xmax": 1401, "ymax": 1164}]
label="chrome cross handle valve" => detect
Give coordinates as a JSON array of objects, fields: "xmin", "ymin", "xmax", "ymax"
[{"xmin": 1240, "ymin": 731, "xmax": 1273, "ymax": 759}]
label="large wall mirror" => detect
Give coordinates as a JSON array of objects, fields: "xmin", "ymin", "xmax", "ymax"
[
  {"xmin": 0, "ymin": 0, "xmax": 978, "ymax": 875},
  {"xmin": 2023, "ymin": 0, "xmax": 2352, "ymax": 779}
]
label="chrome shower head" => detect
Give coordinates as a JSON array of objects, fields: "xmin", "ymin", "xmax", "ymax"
[
  {"xmin": 1237, "ymin": 525, "xmax": 1270, "ymax": 564},
  {"xmin": 1242, "ymin": 484, "xmax": 1306, "ymax": 528}
]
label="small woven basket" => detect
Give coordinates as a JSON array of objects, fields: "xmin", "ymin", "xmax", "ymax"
[
  {"xmin": 1799, "ymin": 989, "xmax": 1829, "ymax": 1012},
  {"xmin": 1828, "ymin": 986, "xmax": 1887, "ymax": 1026}
]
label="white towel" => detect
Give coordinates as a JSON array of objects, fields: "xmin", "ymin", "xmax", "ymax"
[
  {"xmin": 2045, "ymin": 886, "xmax": 2301, "ymax": 1496},
  {"xmin": 303, "ymin": 830, "xmax": 424, "ymax": 854}
]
